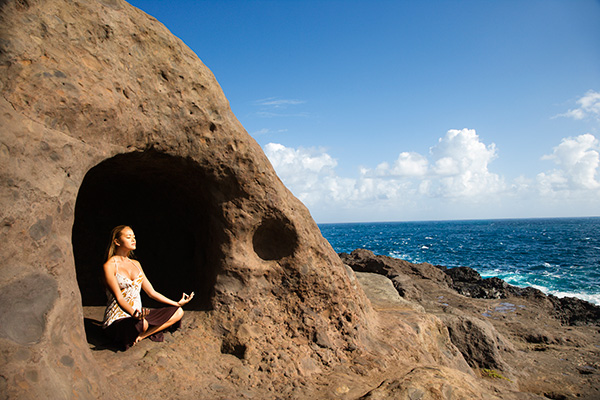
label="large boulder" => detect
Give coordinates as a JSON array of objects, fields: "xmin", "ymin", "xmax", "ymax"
[
  {"xmin": 3, "ymin": 1, "xmax": 567, "ymax": 399},
  {"xmin": 0, "ymin": 0, "xmax": 374, "ymax": 397}
]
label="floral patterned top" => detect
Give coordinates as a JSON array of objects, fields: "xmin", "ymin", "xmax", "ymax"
[{"xmin": 102, "ymin": 258, "xmax": 143, "ymax": 328}]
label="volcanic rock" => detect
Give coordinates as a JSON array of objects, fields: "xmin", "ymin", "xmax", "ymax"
[
  {"xmin": 2, "ymin": 0, "xmax": 598, "ymax": 399},
  {"xmin": 441, "ymin": 261, "xmax": 600, "ymax": 325},
  {"xmin": 342, "ymin": 249, "xmax": 600, "ymax": 400},
  {"xmin": 0, "ymin": 0, "xmax": 374, "ymax": 397}
]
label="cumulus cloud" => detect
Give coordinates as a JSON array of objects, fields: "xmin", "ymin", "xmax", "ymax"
[
  {"xmin": 428, "ymin": 129, "xmax": 504, "ymax": 197},
  {"xmin": 263, "ymin": 143, "xmax": 350, "ymax": 205},
  {"xmin": 555, "ymin": 90, "xmax": 600, "ymax": 120},
  {"xmin": 538, "ymin": 133, "xmax": 600, "ymax": 191},
  {"xmin": 375, "ymin": 152, "xmax": 428, "ymax": 177},
  {"xmin": 264, "ymin": 130, "xmax": 600, "ymax": 221},
  {"xmin": 264, "ymin": 128, "xmax": 504, "ymax": 211},
  {"xmin": 369, "ymin": 129, "xmax": 505, "ymax": 198}
]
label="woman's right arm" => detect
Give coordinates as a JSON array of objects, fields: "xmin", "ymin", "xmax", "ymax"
[{"xmin": 103, "ymin": 259, "xmax": 138, "ymax": 317}]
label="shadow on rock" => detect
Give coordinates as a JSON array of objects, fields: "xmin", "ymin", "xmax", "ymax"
[{"xmin": 83, "ymin": 318, "xmax": 120, "ymax": 352}]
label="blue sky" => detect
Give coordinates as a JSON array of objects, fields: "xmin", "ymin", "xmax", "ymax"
[{"xmin": 128, "ymin": 0, "xmax": 600, "ymax": 223}]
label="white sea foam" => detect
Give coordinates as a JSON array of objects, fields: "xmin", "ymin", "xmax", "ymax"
[
  {"xmin": 547, "ymin": 290, "xmax": 600, "ymax": 306},
  {"xmin": 526, "ymin": 284, "xmax": 600, "ymax": 306}
]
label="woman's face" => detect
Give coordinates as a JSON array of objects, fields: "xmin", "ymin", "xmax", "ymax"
[{"xmin": 116, "ymin": 227, "xmax": 136, "ymax": 252}]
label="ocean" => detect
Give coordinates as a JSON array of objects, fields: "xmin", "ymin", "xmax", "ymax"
[{"xmin": 319, "ymin": 217, "xmax": 600, "ymax": 306}]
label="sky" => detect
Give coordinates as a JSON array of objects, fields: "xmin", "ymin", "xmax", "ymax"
[{"xmin": 128, "ymin": 0, "xmax": 600, "ymax": 223}]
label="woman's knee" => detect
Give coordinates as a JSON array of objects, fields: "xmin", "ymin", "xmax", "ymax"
[{"xmin": 175, "ymin": 307, "xmax": 184, "ymax": 320}]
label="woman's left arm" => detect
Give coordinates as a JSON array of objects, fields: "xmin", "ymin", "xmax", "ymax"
[{"xmin": 138, "ymin": 261, "xmax": 193, "ymax": 306}]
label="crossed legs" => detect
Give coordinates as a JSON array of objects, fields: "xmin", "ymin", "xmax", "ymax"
[{"xmin": 134, "ymin": 307, "xmax": 184, "ymax": 344}]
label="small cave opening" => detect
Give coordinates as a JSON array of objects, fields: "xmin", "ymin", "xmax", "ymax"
[
  {"xmin": 252, "ymin": 216, "xmax": 298, "ymax": 261},
  {"xmin": 72, "ymin": 150, "xmax": 222, "ymax": 312}
]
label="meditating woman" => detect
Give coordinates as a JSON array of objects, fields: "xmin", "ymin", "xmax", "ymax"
[{"xmin": 102, "ymin": 225, "xmax": 194, "ymax": 350}]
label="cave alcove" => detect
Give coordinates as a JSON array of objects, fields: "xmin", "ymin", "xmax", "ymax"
[{"xmin": 72, "ymin": 150, "xmax": 221, "ymax": 311}]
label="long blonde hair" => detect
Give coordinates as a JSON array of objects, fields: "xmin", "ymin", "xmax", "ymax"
[{"xmin": 105, "ymin": 225, "xmax": 135, "ymax": 261}]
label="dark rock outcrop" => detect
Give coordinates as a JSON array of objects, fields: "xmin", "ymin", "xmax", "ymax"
[
  {"xmin": 441, "ymin": 262, "xmax": 600, "ymax": 326},
  {"xmin": 339, "ymin": 248, "xmax": 451, "ymax": 302},
  {"xmin": 547, "ymin": 294, "xmax": 600, "ymax": 326}
]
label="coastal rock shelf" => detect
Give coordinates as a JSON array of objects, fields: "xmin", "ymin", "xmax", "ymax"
[
  {"xmin": 341, "ymin": 249, "xmax": 600, "ymax": 400},
  {"xmin": 1, "ymin": 0, "xmax": 598, "ymax": 399}
]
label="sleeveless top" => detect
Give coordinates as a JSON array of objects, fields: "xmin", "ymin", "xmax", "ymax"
[{"xmin": 103, "ymin": 258, "xmax": 144, "ymax": 328}]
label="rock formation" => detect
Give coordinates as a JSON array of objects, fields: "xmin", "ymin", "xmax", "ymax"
[
  {"xmin": 1, "ymin": 0, "xmax": 598, "ymax": 399},
  {"xmin": 342, "ymin": 249, "xmax": 600, "ymax": 400},
  {"xmin": 0, "ymin": 0, "xmax": 372, "ymax": 397}
]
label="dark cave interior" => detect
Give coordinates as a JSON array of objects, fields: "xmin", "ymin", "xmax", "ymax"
[{"xmin": 72, "ymin": 151, "xmax": 222, "ymax": 311}]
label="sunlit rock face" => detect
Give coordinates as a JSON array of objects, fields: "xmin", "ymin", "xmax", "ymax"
[
  {"xmin": 3, "ymin": 1, "xmax": 563, "ymax": 399},
  {"xmin": 0, "ymin": 0, "xmax": 373, "ymax": 397}
]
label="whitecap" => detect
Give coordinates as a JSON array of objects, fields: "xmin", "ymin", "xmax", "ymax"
[{"xmin": 546, "ymin": 290, "xmax": 600, "ymax": 306}]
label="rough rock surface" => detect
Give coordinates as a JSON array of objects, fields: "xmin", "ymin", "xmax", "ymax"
[
  {"xmin": 342, "ymin": 249, "xmax": 600, "ymax": 400},
  {"xmin": 1, "ymin": 0, "xmax": 598, "ymax": 399},
  {"xmin": 0, "ymin": 0, "xmax": 376, "ymax": 397}
]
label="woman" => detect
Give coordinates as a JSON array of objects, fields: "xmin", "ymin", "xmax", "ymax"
[{"xmin": 102, "ymin": 225, "xmax": 194, "ymax": 350}]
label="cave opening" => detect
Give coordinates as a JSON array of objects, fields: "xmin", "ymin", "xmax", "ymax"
[{"xmin": 72, "ymin": 150, "xmax": 221, "ymax": 311}]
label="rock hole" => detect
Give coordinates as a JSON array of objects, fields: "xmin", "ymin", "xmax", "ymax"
[
  {"xmin": 221, "ymin": 341, "xmax": 247, "ymax": 359},
  {"xmin": 72, "ymin": 150, "xmax": 222, "ymax": 311},
  {"xmin": 252, "ymin": 216, "xmax": 298, "ymax": 261},
  {"xmin": 209, "ymin": 122, "xmax": 216, "ymax": 132},
  {"xmin": 15, "ymin": 0, "xmax": 30, "ymax": 11}
]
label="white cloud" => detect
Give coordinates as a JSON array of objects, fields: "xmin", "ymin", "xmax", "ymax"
[
  {"xmin": 538, "ymin": 133, "xmax": 600, "ymax": 191},
  {"xmin": 428, "ymin": 129, "xmax": 504, "ymax": 198},
  {"xmin": 263, "ymin": 143, "xmax": 348, "ymax": 205},
  {"xmin": 555, "ymin": 90, "xmax": 600, "ymax": 120},
  {"xmin": 253, "ymin": 97, "xmax": 308, "ymax": 118},
  {"xmin": 251, "ymin": 128, "xmax": 270, "ymax": 136},
  {"xmin": 264, "ymin": 131, "xmax": 600, "ymax": 222},
  {"xmin": 256, "ymin": 111, "xmax": 309, "ymax": 118},
  {"xmin": 254, "ymin": 97, "xmax": 305, "ymax": 108},
  {"xmin": 251, "ymin": 128, "xmax": 288, "ymax": 136},
  {"xmin": 375, "ymin": 152, "xmax": 428, "ymax": 177},
  {"xmin": 368, "ymin": 129, "xmax": 504, "ymax": 199},
  {"xmin": 265, "ymin": 128, "xmax": 503, "ymax": 211}
]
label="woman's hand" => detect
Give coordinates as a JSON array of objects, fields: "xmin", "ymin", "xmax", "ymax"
[
  {"xmin": 132, "ymin": 308, "xmax": 150, "ymax": 320},
  {"xmin": 178, "ymin": 292, "xmax": 194, "ymax": 306}
]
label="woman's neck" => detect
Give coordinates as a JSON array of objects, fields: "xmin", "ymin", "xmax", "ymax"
[{"xmin": 114, "ymin": 250, "xmax": 130, "ymax": 259}]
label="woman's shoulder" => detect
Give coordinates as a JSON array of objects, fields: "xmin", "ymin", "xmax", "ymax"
[{"xmin": 103, "ymin": 256, "xmax": 117, "ymax": 269}]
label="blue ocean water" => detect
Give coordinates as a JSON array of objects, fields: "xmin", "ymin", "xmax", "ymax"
[{"xmin": 319, "ymin": 217, "xmax": 600, "ymax": 305}]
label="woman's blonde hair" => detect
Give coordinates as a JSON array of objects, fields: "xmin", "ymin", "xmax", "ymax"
[{"xmin": 105, "ymin": 225, "xmax": 135, "ymax": 261}]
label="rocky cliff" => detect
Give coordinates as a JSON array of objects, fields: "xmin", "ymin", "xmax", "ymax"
[{"xmin": 0, "ymin": 0, "xmax": 597, "ymax": 399}]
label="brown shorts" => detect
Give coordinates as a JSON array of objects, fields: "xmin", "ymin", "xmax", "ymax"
[{"xmin": 104, "ymin": 306, "xmax": 181, "ymax": 350}]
